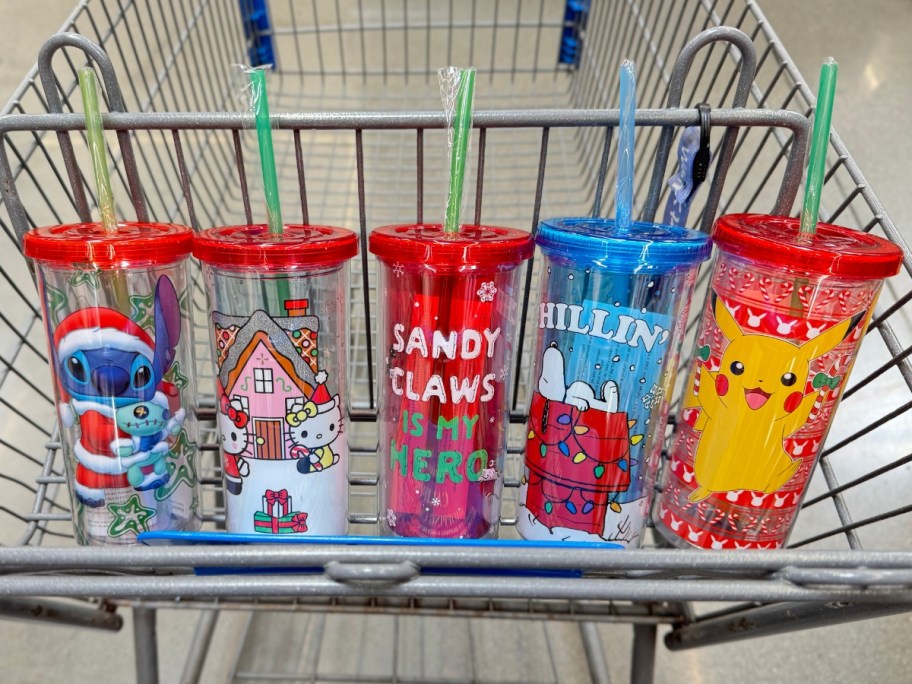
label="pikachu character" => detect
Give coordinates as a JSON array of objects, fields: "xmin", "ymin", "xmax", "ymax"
[{"xmin": 684, "ymin": 293, "xmax": 863, "ymax": 502}]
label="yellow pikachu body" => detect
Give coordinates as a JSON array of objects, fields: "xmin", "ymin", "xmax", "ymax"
[{"xmin": 685, "ymin": 295, "xmax": 858, "ymax": 503}]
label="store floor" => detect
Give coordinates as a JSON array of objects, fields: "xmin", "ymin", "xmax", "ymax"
[{"xmin": 0, "ymin": 1, "xmax": 911, "ymax": 683}]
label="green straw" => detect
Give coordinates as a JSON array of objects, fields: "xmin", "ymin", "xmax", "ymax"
[
  {"xmin": 444, "ymin": 68, "xmax": 476, "ymax": 234},
  {"xmin": 249, "ymin": 68, "xmax": 283, "ymax": 235},
  {"xmin": 78, "ymin": 67, "xmax": 117, "ymax": 233},
  {"xmin": 799, "ymin": 58, "xmax": 838, "ymax": 236}
]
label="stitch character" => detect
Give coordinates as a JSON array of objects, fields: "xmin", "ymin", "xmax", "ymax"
[
  {"xmin": 115, "ymin": 397, "xmax": 185, "ymax": 490},
  {"xmin": 684, "ymin": 293, "xmax": 863, "ymax": 502},
  {"xmin": 286, "ymin": 371, "xmax": 343, "ymax": 474},
  {"xmin": 54, "ymin": 276, "xmax": 182, "ymax": 506},
  {"xmin": 217, "ymin": 394, "xmax": 251, "ymax": 495}
]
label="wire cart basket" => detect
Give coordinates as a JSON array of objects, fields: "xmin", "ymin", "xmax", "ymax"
[{"xmin": 0, "ymin": 1, "xmax": 911, "ymax": 682}]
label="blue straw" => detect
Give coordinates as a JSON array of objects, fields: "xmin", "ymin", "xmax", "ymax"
[{"xmin": 616, "ymin": 60, "xmax": 636, "ymax": 231}]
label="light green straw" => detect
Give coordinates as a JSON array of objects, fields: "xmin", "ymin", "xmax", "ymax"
[
  {"xmin": 78, "ymin": 67, "xmax": 117, "ymax": 233},
  {"xmin": 249, "ymin": 69, "xmax": 283, "ymax": 235},
  {"xmin": 444, "ymin": 68, "xmax": 476, "ymax": 234},
  {"xmin": 799, "ymin": 58, "xmax": 838, "ymax": 236}
]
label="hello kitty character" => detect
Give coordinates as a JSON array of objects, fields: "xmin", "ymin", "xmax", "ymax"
[
  {"xmin": 286, "ymin": 370, "xmax": 343, "ymax": 475},
  {"xmin": 218, "ymin": 394, "xmax": 251, "ymax": 496}
]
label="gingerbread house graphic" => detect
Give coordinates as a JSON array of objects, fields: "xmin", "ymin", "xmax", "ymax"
[{"xmin": 213, "ymin": 300, "xmax": 319, "ymax": 460}]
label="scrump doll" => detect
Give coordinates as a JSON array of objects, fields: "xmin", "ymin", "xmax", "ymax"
[
  {"xmin": 115, "ymin": 397, "xmax": 185, "ymax": 490},
  {"xmin": 53, "ymin": 276, "xmax": 183, "ymax": 506}
]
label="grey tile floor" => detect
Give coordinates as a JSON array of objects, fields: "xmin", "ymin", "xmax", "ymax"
[{"xmin": 1, "ymin": 1, "xmax": 911, "ymax": 683}]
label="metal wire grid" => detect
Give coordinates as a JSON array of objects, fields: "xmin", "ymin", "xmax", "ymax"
[{"xmin": 0, "ymin": 0, "xmax": 909, "ymax": 662}]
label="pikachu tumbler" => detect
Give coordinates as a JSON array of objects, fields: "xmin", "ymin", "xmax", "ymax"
[{"xmin": 655, "ymin": 214, "xmax": 903, "ymax": 549}]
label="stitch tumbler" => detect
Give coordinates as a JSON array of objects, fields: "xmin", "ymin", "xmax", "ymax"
[
  {"xmin": 23, "ymin": 222, "xmax": 202, "ymax": 545},
  {"xmin": 370, "ymin": 224, "xmax": 534, "ymax": 538},
  {"xmin": 194, "ymin": 224, "xmax": 358, "ymax": 535},
  {"xmin": 516, "ymin": 218, "xmax": 711, "ymax": 548},
  {"xmin": 654, "ymin": 214, "xmax": 903, "ymax": 549}
]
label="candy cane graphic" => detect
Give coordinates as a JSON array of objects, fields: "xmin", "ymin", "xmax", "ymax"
[
  {"xmin": 774, "ymin": 280, "xmax": 794, "ymax": 304},
  {"xmin": 758, "ymin": 276, "xmax": 773, "ymax": 302},
  {"xmin": 837, "ymin": 289, "xmax": 851, "ymax": 312},
  {"xmin": 727, "ymin": 266, "xmax": 740, "ymax": 292},
  {"xmin": 737, "ymin": 272, "xmax": 756, "ymax": 295}
]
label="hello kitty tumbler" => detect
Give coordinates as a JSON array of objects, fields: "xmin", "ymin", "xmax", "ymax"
[
  {"xmin": 23, "ymin": 222, "xmax": 202, "ymax": 545},
  {"xmin": 517, "ymin": 218, "xmax": 711, "ymax": 548},
  {"xmin": 370, "ymin": 224, "xmax": 534, "ymax": 538},
  {"xmin": 655, "ymin": 214, "xmax": 903, "ymax": 550},
  {"xmin": 194, "ymin": 224, "xmax": 358, "ymax": 535}
]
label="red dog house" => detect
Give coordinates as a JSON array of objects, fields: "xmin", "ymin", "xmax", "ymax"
[{"xmin": 525, "ymin": 391, "xmax": 632, "ymax": 535}]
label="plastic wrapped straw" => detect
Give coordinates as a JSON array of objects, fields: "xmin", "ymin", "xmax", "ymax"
[
  {"xmin": 799, "ymin": 58, "xmax": 838, "ymax": 236},
  {"xmin": 616, "ymin": 60, "xmax": 636, "ymax": 231},
  {"xmin": 78, "ymin": 67, "xmax": 116, "ymax": 233},
  {"xmin": 440, "ymin": 67, "xmax": 476, "ymax": 234}
]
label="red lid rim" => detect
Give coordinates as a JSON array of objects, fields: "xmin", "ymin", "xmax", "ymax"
[
  {"xmin": 193, "ymin": 224, "xmax": 359, "ymax": 270},
  {"xmin": 23, "ymin": 221, "xmax": 193, "ymax": 267},
  {"xmin": 712, "ymin": 214, "xmax": 904, "ymax": 280},
  {"xmin": 369, "ymin": 223, "xmax": 534, "ymax": 272}
]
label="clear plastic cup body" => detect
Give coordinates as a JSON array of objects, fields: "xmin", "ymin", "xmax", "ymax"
[
  {"xmin": 375, "ymin": 261, "xmax": 526, "ymax": 538},
  {"xmin": 201, "ymin": 261, "xmax": 350, "ymax": 535},
  {"xmin": 34, "ymin": 257, "xmax": 201, "ymax": 545},
  {"xmin": 517, "ymin": 253, "xmax": 702, "ymax": 547},
  {"xmin": 655, "ymin": 250, "xmax": 885, "ymax": 549}
]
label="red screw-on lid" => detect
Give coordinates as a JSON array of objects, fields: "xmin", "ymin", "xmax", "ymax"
[
  {"xmin": 193, "ymin": 224, "xmax": 359, "ymax": 271},
  {"xmin": 369, "ymin": 224, "xmax": 534, "ymax": 274},
  {"xmin": 712, "ymin": 214, "xmax": 904, "ymax": 279},
  {"xmin": 23, "ymin": 222, "xmax": 193, "ymax": 268}
]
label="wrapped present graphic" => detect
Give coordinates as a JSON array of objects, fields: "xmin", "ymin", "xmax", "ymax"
[
  {"xmin": 525, "ymin": 392, "xmax": 632, "ymax": 535},
  {"xmin": 253, "ymin": 489, "xmax": 308, "ymax": 534},
  {"xmin": 262, "ymin": 488, "xmax": 291, "ymax": 517}
]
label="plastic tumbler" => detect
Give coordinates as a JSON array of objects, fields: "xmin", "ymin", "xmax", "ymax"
[
  {"xmin": 194, "ymin": 225, "xmax": 358, "ymax": 535},
  {"xmin": 655, "ymin": 214, "xmax": 904, "ymax": 549},
  {"xmin": 517, "ymin": 218, "xmax": 711, "ymax": 548},
  {"xmin": 23, "ymin": 222, "xmax": 202, "ymax": 545},
  {"xmin": 369, "ymin": 224, "xmax": 534, "ymax": 538}
]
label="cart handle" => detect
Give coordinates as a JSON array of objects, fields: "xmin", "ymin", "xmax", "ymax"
[{"xmin": 36, "ymin": 32, "xmax": 147, "ymax": 224}]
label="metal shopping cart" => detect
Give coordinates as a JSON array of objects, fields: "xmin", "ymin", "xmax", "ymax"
[{"xmin": 0, "ymin": 1, "xmax": 911, "ymax": 682}]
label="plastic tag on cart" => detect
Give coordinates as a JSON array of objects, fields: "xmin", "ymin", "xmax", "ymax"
[{"xmin": 662, "ymin": 125, "xmax": 712, "ymax": 227}]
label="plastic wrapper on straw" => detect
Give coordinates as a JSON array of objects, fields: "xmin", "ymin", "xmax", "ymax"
[
  {"xmin": 78, "ymin": 68, "xmax": 116, "ymax": 233},
  {"xmin": 241, "ymin": 65, "xmax": 284, "ymax": 236},
  {"xmin": 439, "ymin": 67, "xmax": 476, "ymax": 233}
]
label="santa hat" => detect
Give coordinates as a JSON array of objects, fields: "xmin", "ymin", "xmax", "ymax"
[
  {"xmin": 311, "ymin": 370, "xmax": 334, "ymax": 411},
  {"xmin": 54, "ymin": 307, "xmax": 154, "ymax": 362}
]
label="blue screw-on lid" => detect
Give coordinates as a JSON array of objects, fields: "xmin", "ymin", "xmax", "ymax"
[{"xmin": 536, "ymin": 217, "xmax": 712, "ymax": 273}]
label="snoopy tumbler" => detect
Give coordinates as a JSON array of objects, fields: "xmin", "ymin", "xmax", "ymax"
[
  {"xmin": 194, "ymin": 224, "xmax": 358, "ymax": 535},
  {"xmin": 369, "ymin": 224, "xmax": 534, "ymax": 538},
  {"xmin": 517, "ymin": 218, "xmax": 711, "ymax": 548},
  {"xmin": 23, "ymin": 222, "xmax": 202, "ymax": 545},
  {"xmin": 655, "ymin": 214, "xmax": 903, "ymax": 549}
]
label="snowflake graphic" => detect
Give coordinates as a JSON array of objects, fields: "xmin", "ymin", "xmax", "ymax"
[
  {"xmin": 431, "ymin": 497, "xmax": 441, "ymax": 507},
  {"xmin": 392, "ymin": 262, "xmax": 405, "ymax": 278},
  {"xmin": 498, "ymin": 366, "xmax": 508, "ymax": 382},
  {"xmin": 477, "ymin": 281, "xmax": 497, "ymax": 302},
  {"xmin": 641, "ymin": 383, "xmax": 666, "ymax": 409},
  {"xmin": 386, "ymin": 507, "xmax": 398, "ymax": 528}
]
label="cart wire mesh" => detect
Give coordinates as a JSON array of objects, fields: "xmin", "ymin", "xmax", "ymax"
[{"xmin": 0, "ymin": 0, "xmax": 911, "ymax": 674}]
